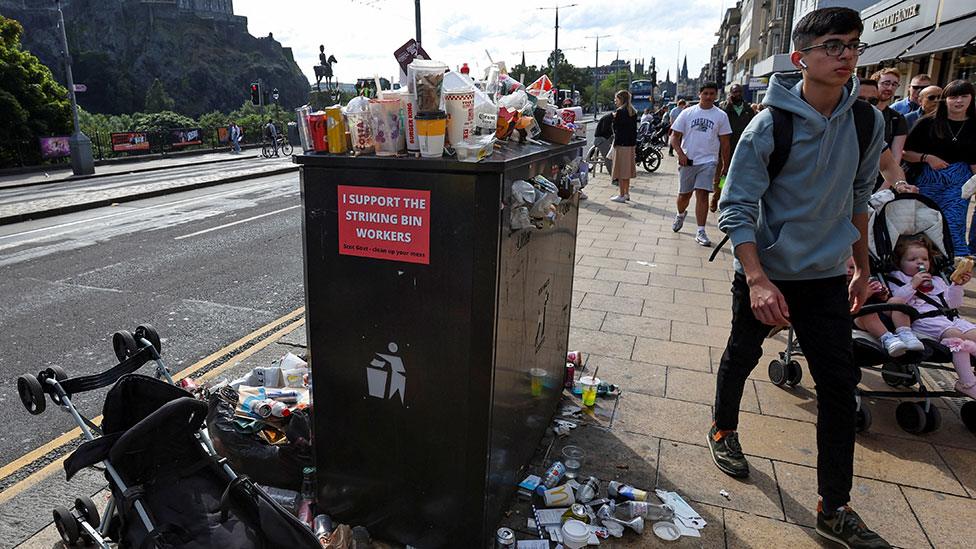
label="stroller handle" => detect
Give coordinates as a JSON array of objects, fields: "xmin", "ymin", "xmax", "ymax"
[{"xmin": 56, "ymin": 346, "xmax": 156, "ymax": 396}]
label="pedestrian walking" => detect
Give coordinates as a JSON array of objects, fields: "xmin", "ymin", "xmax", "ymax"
[
  {"xmin": 669, "ymin": 82, "xmax": 731, "ymax": 246},
  {"xmin": 903, "ymin": 80, "xmax": 976, "ymax": 255},
  {"xmin": 229, "ymin": 121, "xmax": 242, "ymax": 154},
  {"xmin": 714, "ymin": 7, "xmax": 891, "ymax": 548},
  {"xmin": 904, "ymin": 84, "xmax": 942, "ymax": 130},
  {"xmin": 593, "ymin": 111, "xmax": 614, "ymax": 176},
  {"xmin": 609, "ymin": 90, "xmax": 638, "ymax": 203},
  {"xmin": 715, "ymin": 83, "xmax": 755, "ymax": 211},
  {"xmin": 890, "ymin": 73, "xmax": 932, "ymax": 115},
  {"xmin": 871, "ymin": 68, "xmax": 908, "ymax": 163},
  {"xmin": 666, "ymin": 99, "xmax": 687, "ymax": 156}
]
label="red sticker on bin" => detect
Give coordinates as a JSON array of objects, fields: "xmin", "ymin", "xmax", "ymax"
[{"xmin": 337, "ymin": 185, "xmax": 431, "ymax": 265}]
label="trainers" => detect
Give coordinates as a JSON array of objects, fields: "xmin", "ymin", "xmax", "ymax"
[
  {"xmin": 896, "ymin": 328, "xmax": 924, "ymax": 352},
  {"xmin": 672, "ymin": 212, "xmax": 687, "ymax": 232},
  {"xmin": 579, "ymin": 191, "xmax": 588, "ymax": 201},
  {"xmin": 696, "ymin": 230, "xmax": 712, "ymax": 247},
  {"xmin": 880, "ymin": 332, "xmax": 907, "ymax": 357},
  {"xmin": 816, "ymin": 503, "xmax": 891, "ymax": 548},
  {"xmin": 610, "ymin": 195, "xmax": 628, "ymax": 203},
  {"xmin": 707, "ymin": 425, "xmax": 750, "ymax": 478}
]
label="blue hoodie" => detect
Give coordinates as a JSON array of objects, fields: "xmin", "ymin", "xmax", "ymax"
[{"xmin": 718, "ymin": 74, "xmax": 884, "ymax": 281}]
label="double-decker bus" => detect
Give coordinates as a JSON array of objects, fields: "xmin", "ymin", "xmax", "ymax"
[{"xmin": 630, "ymin": 79, "xmax": 654, "ymax": 112}]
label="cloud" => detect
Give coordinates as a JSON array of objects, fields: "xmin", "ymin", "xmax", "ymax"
[{"xmin": 233, "ymin": 0, "xmax": 723, "ymax": 86}]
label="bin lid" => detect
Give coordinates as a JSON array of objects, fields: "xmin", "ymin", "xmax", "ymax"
[{"xmin": 293, "ymin": 140, "xmax": 583, "ymax": 174}]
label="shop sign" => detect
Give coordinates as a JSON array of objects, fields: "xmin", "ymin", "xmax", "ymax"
[
  {"xmin": 872, "ymin": 3, "xmax": 920, "ymax": 32},
  {"xmin": 748, "ymin": 76, "xmax": 768, "ymax": 91},
  {"xmin": 337, "ymin": 185, "xmax": 431, "ymax": 265}
]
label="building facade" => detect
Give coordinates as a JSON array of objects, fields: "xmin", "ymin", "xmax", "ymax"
[{"xmin": 858, "ymin": 0, "xmax": 976, "ymax": 94}]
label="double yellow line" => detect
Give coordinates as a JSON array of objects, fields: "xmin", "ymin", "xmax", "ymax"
[{"xmin": 0, "ymin": 307, "xmax": 306, "ymax": 505}]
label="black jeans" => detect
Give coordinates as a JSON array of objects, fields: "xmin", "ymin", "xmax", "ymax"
[{"xmin": 714, "ymin": 272, "xmax": 858, "ymax": 510}]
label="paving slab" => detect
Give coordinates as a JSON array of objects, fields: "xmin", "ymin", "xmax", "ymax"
[
  {"xmin": 723, "ymin": 509, "xmax": 827, "ymax": 549},
  {"xmin": 614, "ymin": 392, "xmax": 713, "ymax": 447},
  {"xmin": 774, "ymin": 461, "xmax": 931, "ymax": 549},
  {"xmin": 579, "ymin": 293, "xmax": 645, "ymax": 316},
  {"xmin": 600, "ymin": 312, "xmax": 671, "ymax": 341},
  {"xmin": 585, "ymin": 354, "xmax": 666, "ymax": 398},
  {"xmin": 632, "ymin": 337, "xmax": 712, "ymax": 371},
  {"xmin": 666, "ymin": 367, "xmax": 759, "ymax": 413},
  {"xmin": 569, "ymin": 327, "xmax": 636, "ymax": 360},
  {"xmin": 936, "ymin": 445, "xmax": 976, "ymax": 497},
  {"xmin": 903, "ymin": 487, "xmax": 976, "ymax": 549}
]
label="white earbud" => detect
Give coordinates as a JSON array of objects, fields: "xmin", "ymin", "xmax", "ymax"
[{"xmin": 799, "ymin": 59, "xmax": 808, "ymax": 69}]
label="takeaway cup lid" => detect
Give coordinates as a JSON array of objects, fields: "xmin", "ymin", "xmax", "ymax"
[{"xmin": 652, "ymin": 521, "xmax": 681, "ymax": 541}]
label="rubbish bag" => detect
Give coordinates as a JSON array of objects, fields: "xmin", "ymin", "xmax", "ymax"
[{"xmin": 207, "ymin": 392, "xmax": 313, "ymax": 491}]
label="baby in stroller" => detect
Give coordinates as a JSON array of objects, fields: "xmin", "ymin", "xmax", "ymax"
[
  {"xmin": 886, "ymin": 234, "xmax": 976, "ymax": 398},
  {"xmin": 847, "ymin": 257, "xmax": 926, "ymax": 357}
]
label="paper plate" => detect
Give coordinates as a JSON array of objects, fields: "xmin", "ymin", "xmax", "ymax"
[{"xmin": 652, "ymin": 521, "xmax": 681, "ymax": 541}]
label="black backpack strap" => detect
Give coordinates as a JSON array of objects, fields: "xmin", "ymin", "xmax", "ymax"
[
  {"xmin": 851, "ymin": 99, "xmax": 875, "ymax": 170},
  {"xmin": 767, "ymin": 106, "xmax": 793, "ymax": 182}
]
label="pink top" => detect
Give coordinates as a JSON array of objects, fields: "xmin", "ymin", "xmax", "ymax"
[{"xmin": 888, "ymin": 270, "xmax": 964, "ymax": 313}]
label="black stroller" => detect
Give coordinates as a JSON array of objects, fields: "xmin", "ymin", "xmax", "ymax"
[
  {"xmin": 16, "ymin": 325, "xmax": 320, "ymax": 548},
  {"xmin": 767, "ymin": 193, "xmax": 976, "ymax": 435}
]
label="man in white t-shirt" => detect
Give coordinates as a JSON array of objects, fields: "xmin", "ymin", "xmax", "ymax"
[{"xmin": 669, "ymin": 82, "xmax": 732, "ymax": 246}]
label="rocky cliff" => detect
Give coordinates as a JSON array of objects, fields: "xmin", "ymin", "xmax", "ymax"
[{"xmin": 1, "ymin": 0, "xmax": 309, "ymax": 116}]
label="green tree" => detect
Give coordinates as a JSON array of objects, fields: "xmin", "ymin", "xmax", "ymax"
[
  {"xmin": 0, "ymin": 15, "xmax": 72, "ymax": 167},
  {"xmin": 144, "ymin": 78, "xmax": 175, "ymax": 113},
  {"xmin": 132, "ymin": 110, "xmax": 196, "ymax": 132}
]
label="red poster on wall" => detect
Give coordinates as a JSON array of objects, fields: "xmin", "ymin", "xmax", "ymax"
[{"xmin": 337, "ymin": 185, "xmax": 431, "ymax": 265}]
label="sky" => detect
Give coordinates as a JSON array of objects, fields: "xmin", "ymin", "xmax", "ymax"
[{"xmin": 232, "ymin": 0, "xmax": 725, "ymax": 86}]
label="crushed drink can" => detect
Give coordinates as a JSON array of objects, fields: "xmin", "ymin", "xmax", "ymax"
[
  {"xmin": 566, "ymin": 350, "xmax": 582, "ymax": 367},
  {"xmin": 248, "ymin": 398, "xmax": 273, "ymax": 418},
  {"xmin": 607, "ymin": 480, "xmax": 648, "ymax": 501},
  {"xmin": 495, "ymin": 527, "xmax": 515, "ymax": 548},
  {"xmin": 564, "ymin": 362, "xmax": 575, "ymax": 389},
  {"xmin": 561, "ymin": 503, "xmax": 590, "ymax": 524},
  {"xmin": 536, "ymin": 461, "xmax": 566, "ymax": 495}
]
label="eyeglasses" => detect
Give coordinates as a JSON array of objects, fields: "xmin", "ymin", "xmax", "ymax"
[
  {"xmin": 878, "ymin": 80, "xmax": 899, "ymax": 87},
  {"xmin": 858, "ymin": 96, "xmax": 880, "ymax": 105},
  {"xmin": 910, "ymin": 85, "xmax": 927, "ymax": 91},
  {"xmin": 799, "ymin": 40, "xmax": 868, "ymax": 57}
]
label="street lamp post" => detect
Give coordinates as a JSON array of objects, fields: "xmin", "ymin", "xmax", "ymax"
[
  {"xmin": 586, "ymin": 34, "xmax": 610, "ymax": 119},
  {"xmin": 537, "ymin": 3, "xmax": 577, "ymax": 88},
  {"xmin": 415, "ymin": 0, "xmax": 422, "ymax": 46},
  {"xmin": 55, "ymin": 0, "xmax": 94, "ymax": 176}
]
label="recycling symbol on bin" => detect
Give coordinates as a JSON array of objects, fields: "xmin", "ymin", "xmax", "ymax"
[{"xmin": 366, "ymin": 342, "xmax": 406, "ymax": 404}]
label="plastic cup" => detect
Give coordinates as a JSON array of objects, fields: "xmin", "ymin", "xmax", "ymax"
[
  {"xmin": 369, "ymin": 98, "xmax": 401, "ymax": 156},
  {"xmin": 561, "ymin": 520, "xmax": 589, "ymax": 549},
  {"xmin": 408, "ymin": 59, "xmax": 449, "ymax": 113},
  {"xmin": 345, "ymin": 110, "xmax": 373, "ymax": 153},
  {"xmin": 403, "ymin": 93, "xmax": 419, "ymax": 152},
  {"xmin": 561, "ymin": 445, "xmax": 585, "ymax": 479},
  {"xmin": 415, "ymin": 110, "xmax": 447, "ymax": 158},
  {"xmin": 529, "ymin": 367, "xmax": 547, "ymax": 397},
  {"xmin": 581, "ymin": 375, "xmax": 600, "ymax": 407},
  {"xmin": 444, "ymin": 87, "xmax": 475, "ymax": 146}
]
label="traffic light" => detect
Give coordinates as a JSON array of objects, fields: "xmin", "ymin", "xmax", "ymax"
[{"xmin": 250, "ymin": 82, "xmax": 261, "ymax": 106}]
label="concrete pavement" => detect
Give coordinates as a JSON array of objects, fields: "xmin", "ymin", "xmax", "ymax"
[{"xmin": 9, "ymin": 156, "xmax": 976, "ymax": 548}]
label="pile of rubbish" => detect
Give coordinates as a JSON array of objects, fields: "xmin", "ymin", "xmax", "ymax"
[{"xmin": 298, "ymin": 57, "xmax": 586, "ymax": 162}]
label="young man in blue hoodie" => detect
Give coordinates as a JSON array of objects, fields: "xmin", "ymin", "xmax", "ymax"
[{"xmin": 712, "ymin": 8, "xmax": 890, "ymax": 548}]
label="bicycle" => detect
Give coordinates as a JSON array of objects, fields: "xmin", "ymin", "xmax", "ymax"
[{"xmin": 262, "ymin": 135, "xmax": 293, "ymax": 158}]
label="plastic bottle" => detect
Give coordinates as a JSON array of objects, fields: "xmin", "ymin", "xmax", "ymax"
[
  {"xmin": 576, "ymin": 476, "xmax": 599, "ymax": 503},
  {"xmin": 917, "ymin": 265, "xmax": 934, "ymax": 292},
  {"xmin": 297, "ymin": 466, "xmax": 316, "ymax": 526},
  {"xmin": 613, "ymin": 501, "xmax": 673, "ymax": 521}
]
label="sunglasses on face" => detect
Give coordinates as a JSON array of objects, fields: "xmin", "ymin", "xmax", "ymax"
[
  {"xmin": 922, "ymin": 95, "xmax": 940, "ymax": 101},
  {"xmin": 911, "ymin": 85, "xmax": 927, "ymax": 91},
  {"xmin": 799, "ymin": 39, "xmax": 867, "ymax": 57},
  {"xmin": 858, "ymin": 96, "xmax": 880, "ymax": 105}
]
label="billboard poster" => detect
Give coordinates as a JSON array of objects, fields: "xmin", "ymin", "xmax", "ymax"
[
  {"xmin": 216, "ymin": 127, "xmax": 230, "ymax": 144},
  {"xmin": 170, "ymin": 128, "xmax": 202, "ymax": 147},
  {"xmin": 38, "ymin": 136, "xmax": 71, "ymax": 159},
  {"xmin": 110, "ymin": 132, "xmax": 150, "ymax": 152}
]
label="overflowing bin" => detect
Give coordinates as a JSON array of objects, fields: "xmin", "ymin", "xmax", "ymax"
[{"xmin": 296, "ymin": 140, "xmax": 583, "ymax": 546}]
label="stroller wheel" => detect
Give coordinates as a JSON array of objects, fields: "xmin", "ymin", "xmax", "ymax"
[
  {"xmin": 112, "ymin": 330, "xmax": 138, "ymax": 362},
  {"xmin": 53, "ymin": 505, "xmax": 80, "ymax": 546},
  {"xmin": 17, "ymin": 374, "xmax": 46, "ymax": 415},
  {"xmin": 768, "ymin": 360, "xmax": 787, "ymax": 386},
  {"xmin": 895, "ymin": 401, "xmax": 928, "ymax": 434},
  {"xmin": 785, "ymin": 360, "xmax": 803, "ymax": 386},
  {"xmin": 881, "ymin": 363, "xmax": 906, "ymax": 387},
  {"xmin": 922, "ymin": 404, "xmax": 942, "ymax": 434},
  {"xmin": 961, "ymin": 401, "xmax": 976, "ymax": 433},
  {"xmin": 135, "ymin": 324, "xmax": 162, "ymax": 355},
  {"xmin": 74, "ymin": 496, "xmax": 100, "ymax": 529},
  {"xmin": 856, "ymin": 405, "xmax": 872, "ymax": 433}
]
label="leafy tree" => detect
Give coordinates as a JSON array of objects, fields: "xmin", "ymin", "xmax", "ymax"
[
  {"xmin": 144, "ymin": 78, "xmax": 176, "ymax": 113},
  {"xmin": 132, "ymin": 111, "xmax": 196, "ymax": 132},
  {"xmin": 0, "ymin": 15, "xmax": 72, "ymax": 167},
  {"xmin": 197, "ymin": 110, "xmax": 229, "ymax": 142}
]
